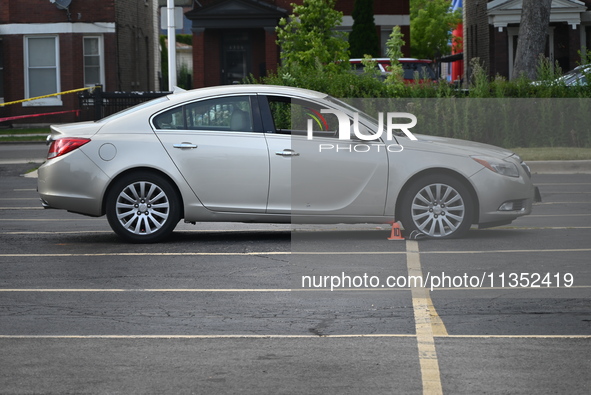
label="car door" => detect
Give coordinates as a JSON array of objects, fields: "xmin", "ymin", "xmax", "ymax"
[
  {"xmin": 259, "ymin": 95, "xmax": 389, "ymax": 217},
  {"xmin": 153, "ymin": 95, "xmax": 270, "ymax": 213}
]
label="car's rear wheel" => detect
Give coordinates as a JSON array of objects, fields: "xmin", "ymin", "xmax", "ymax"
[
  {"xmin": 106, "ymin": 173, "xmax": 181, "ymax": 243},
  {"xmin": 399, "ymin": 174, "xmax": 473, "ymax": 238}
]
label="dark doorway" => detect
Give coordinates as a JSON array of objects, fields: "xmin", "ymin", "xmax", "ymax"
[{"xmin": 221, "ymin": 31, "xmax": 251, "ymax": 84}]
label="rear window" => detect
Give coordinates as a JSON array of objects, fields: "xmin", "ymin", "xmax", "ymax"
[
  {"xmin": 401, "ymin": 63, "xmax": 436, "ymax": 80},
  {"xmin": 98, "ymin": 96, "xmax": 169, "ymax": 123}
]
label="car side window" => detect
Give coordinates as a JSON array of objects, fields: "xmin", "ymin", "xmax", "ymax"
[
  {"xmin": 266, "ymin": 96, "xmax": 339, "ymax": 138},
  {"xmin": 153, "ymin": 96, "xmax": 254, "ymax": 132},
  {"xmin": 153, "ymin": 107, "xmax": 184, "ymax": 130}
]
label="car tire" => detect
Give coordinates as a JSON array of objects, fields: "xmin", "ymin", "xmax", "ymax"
[
  {"xmin": 399, "ymin": 174, "xmax": 473, "ymax": 239},
  {"xmin": 106, "ymin": 172, "xmax": 181, "ymax": 243}
]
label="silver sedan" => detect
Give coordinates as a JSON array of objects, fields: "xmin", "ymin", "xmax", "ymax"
[{"xmin": 37, "ymin": 85, "xmax": 538, "ymax": 243}]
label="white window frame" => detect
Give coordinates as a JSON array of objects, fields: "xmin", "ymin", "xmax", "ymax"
[
  {"xmin": 24, "ymin": 35, "xmax": 62, "ymax": 107},
  {"xmin": 508, "ymin": 27, "xmax": 555, "ymax": 80},
  {"xmin": 83, "ymin": 35, "xmax": 105, "ymax": 89},
  {"xmin": 0, "ymin": 38, "xmax": 4, "ymax": 103}
]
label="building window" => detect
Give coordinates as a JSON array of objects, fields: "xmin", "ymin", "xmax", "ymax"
[
  {"xmin": 84, "ymin": 36, "xmax": 105, "ymax": 88},
  {"xmin": 0, "ymin": 39, "xmax": 4, "ymax": 103},
  {"xmin": 24, "ymin": 36, "xmax": 61, "ymax": 106}
]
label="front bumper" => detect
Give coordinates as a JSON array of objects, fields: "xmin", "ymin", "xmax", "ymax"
[{"xmin": 534, "ymin": 186, "xmax": 542, "ymax": 203}]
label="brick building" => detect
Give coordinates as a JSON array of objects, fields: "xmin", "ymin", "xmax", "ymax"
[
  {"xmin": 0, "ymin": 0, "xmax": 159, "ymax": 125},
  {"xmin": 464, "ymin": 0, "xmax": 591, "ymax": 80},
  {"xmin": 185, "ymin": 0, "xmax": 411, "ymax": 88}
]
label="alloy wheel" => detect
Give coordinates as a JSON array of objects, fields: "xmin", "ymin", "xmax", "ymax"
[
  {"xmin": 115, "ymin": 181, "xmax": 171, "ymax": 235},
  {"xmin": 410, "ymin": 182, "xmax": 466, "ymax": 237}
]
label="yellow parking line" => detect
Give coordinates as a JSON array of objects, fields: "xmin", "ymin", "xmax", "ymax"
[{"xmin": 406, "ymin": 240, "xmax": 445, "ymax": 395}]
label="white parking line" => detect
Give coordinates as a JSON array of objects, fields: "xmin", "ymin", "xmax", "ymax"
[
  {"xmin": 0, "ymin": 198, "xmax": 40, "ymax": 200},
  {"xmin": 535, "ymin": 183, "xmax": 591, "ymax": 185},
  {"xmin": 0, "ymin": 334, "xmax": 588, "ymax": 339},
  {"xmin": 0, "ymin": 334, "xmax": 413, "ymax": 339},
  {"xmin": 529, "ymin": 214, "xmax": 591, "ymax": 217},
  {"xmin": 0, "ymin": 207, "xmax": 43, "ymax": 210},
  {"xmin": 0, "ymin": 159, "xmax": 43, "ymax": 165},
  {"xmin": 535, "ymin": 202, "xmax": 591, "ymax": 205},
  {"xmin": 1, "ymin": 248, "xmax": 590, "ymax": 258},
  {"xmin": 0, "ymin": 286, "xmax": 587, "ymax": 292},
  {"xmin": 0, "ymin": 288, "xmax": 412, "ymax": 292}
]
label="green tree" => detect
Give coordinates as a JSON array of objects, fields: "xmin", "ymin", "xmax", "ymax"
[
  {"xmin": 276, "ymin": 0, "xmax": 349, "ymax": 72},
  {"xmin": 384, "ymin": 26, "xmax": 405, "ymax": 87},
  {"xmin": 512, "ymin": 0, "xmax": 552, "ymax": 80},
  {"xmin": 349, "ymin": 0, "xmax": 380, "ymax": 58},
  {"xmin": 410, "ymin": 0, "xmax": 461, "ymax": 59}
]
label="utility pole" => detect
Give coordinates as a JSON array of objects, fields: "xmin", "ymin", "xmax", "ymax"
[{"xmin": 166, "ymin": 0, "xmax": 177, "ymax": 89}]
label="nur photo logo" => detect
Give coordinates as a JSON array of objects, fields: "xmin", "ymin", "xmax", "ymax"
[{"xmin": 306, "ymin": 109, "xmax": 417, "ymax": 153}]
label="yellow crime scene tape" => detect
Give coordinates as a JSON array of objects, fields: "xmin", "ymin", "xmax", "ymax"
[{"xmin": 0, "ymin": 86, "xmax": 98, "ymax": 107}]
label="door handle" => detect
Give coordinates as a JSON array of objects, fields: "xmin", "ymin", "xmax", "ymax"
[
  {"xmin": 173, "ymin": 143, "xmax": 198, "ymax": 149},
  {"xmin": 275, "ymin": 149, "xmax": 299, "ymax": 157}
]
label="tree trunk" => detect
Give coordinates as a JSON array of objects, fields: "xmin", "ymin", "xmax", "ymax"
[{"xmin": 512, "ymin": 0, "xmax": 553, "ymax": 80}]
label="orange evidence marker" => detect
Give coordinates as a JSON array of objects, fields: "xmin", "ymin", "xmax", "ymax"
[{"xmin": 387, "ymin": 221, "xmax": 404, "ymax": 240}]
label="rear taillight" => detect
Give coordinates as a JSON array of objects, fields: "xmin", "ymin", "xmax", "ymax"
[{"xmin": 47, "ymin": 138, "xmax": 91, "ymax": 160}]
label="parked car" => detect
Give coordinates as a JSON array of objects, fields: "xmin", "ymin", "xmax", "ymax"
[
  {"xmin": 349, "ymin": 58, "xmax": 437, "ymax": 82},
  {"xmin": 533, "ymin": 65, "xmax": 591, "ymax": 87},
  {"xmin": 556, "ymin": 64, "xmax": 590, "ymax": 86},
  {"xmin": 38, "ymin": 85, "xmax": 538, "ymax": 243}
]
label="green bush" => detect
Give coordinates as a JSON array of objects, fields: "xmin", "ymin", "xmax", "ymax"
[{"xmin": 247, "ymin": 56, "xmax": 591, "ymax": 148}]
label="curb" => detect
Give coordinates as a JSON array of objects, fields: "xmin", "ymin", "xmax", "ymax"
[
  {"xmin": 2, "ymin": 143, "xmax": 591, "ymax": 175},
  {"xmin": 528, "ymin": 160, "xmax": 591, "ymax": 174},
  {"xmin": 9, "ymin": 161, "xmax": 591, "ymax": 178}
]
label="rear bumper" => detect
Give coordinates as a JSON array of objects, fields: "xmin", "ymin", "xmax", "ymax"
[{"xmin": 37, "ymin": 149, "xmax": 109, "ymax": 216}]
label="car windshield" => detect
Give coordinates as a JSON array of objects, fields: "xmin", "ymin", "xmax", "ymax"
[{"xmin": 97, "ymin": 96, "xmax": 170, "ymax": 123}]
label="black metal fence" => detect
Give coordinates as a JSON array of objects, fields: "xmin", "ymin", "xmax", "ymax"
[{"xmin": 79, "ymin": 86, "xmax": 171, "ymax": 121}]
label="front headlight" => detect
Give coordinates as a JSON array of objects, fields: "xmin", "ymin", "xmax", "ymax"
[{"xmin": 471, "ymin": 156, "xmax": 520, "ymax": 178}]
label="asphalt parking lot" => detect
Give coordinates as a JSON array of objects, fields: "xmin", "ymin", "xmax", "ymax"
[{"xmin": 0, "ymin": 147, "xmax": 590, "ymax": 394}]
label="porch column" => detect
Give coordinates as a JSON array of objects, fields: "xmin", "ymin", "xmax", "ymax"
[
  {"xmin": 192, "ymin": 28, "xmax": 205, "ymax": 88},
  {"xmin": 264, "ymin": 27, "xmax": 279, "ymax": 74}
]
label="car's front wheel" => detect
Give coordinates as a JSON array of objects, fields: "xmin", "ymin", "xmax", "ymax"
[
  {"xmin": 399, "ymin": 174, "xmax": 474, "ymax": 238},
  {"xmin": 106, "ymin": 172, "xmax": 181, "ymax": 243}
]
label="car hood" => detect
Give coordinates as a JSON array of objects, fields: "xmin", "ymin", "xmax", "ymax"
[{"xmin": 402, "ymin": 134, "xmax": 515, "ymax": 159}]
